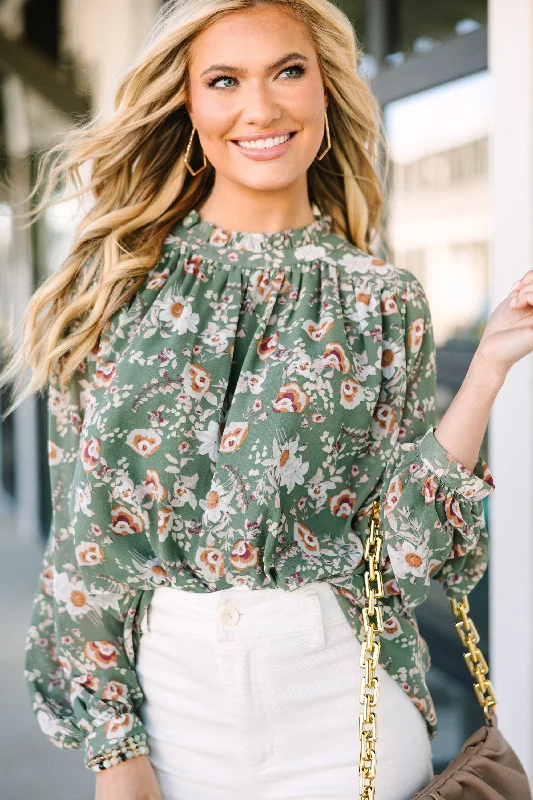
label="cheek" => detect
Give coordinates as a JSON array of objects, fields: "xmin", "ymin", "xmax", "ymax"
[{"xmin": 188, "ymin": 85, "xmax": 233, "ymax": 143}]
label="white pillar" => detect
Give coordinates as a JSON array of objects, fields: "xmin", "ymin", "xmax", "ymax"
[
  {"xmin": 2, "ymin": 75, "xmax": 41, "ymax": 543},
  {"xmin": 488, "ymin": 0, "xmax": 533, "ymax": 779},
  {"xmin": 62, "ymin": 0, "xmax": 161, "ymax": 118}
]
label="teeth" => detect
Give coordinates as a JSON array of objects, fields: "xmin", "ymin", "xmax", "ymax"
[{"xmin": 237, "ymin": 133, "xmax": 292, "ymax": 149}]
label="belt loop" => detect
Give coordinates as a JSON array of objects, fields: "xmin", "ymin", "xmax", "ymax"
[{"xmin": 305, "ymin": 588, "xmax": 326, "ymax": 648}]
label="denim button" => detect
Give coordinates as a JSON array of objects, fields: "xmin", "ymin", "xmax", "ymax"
[{"xmin": 219, "ymin": 605, "xmax": 240, "ymax": 627}]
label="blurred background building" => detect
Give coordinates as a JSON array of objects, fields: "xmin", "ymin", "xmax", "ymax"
[{"xmin": 0, "ymin": 1, "xmax": 531, "ymax": 797}]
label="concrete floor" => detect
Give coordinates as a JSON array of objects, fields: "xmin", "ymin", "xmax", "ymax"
[{"xmin": 0, "ymin": 500, "xmax": 94, "ymax": 800}]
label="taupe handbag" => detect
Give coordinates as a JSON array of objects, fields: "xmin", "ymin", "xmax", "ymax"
[{"xmin": 358, "ymin": 499, "xmax": 531, "ymax": 800}]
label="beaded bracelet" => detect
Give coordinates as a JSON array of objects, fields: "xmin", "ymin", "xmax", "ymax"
[{"xmin": 87, "ymin": 732, "xmax": 150, "ymax": 772}]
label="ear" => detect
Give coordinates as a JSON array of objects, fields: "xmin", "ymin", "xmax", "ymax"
[{"xmin": 324, "ymin": 91, "xmax": 329, "ymax": 109}]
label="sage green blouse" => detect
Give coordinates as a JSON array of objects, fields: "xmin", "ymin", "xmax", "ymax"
[{"xmin": 24, "ymin": 207, "xmax": 494, "ymax": 769}]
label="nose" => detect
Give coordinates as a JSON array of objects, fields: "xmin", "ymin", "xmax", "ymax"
[{"xmin": 238, "ymin": 81, "xmax": 282, "ymax": 128}]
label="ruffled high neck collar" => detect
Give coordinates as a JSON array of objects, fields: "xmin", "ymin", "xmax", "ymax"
[{"xmin": 172, "ymin": 207, "xmax": 333, "ymax": 253}]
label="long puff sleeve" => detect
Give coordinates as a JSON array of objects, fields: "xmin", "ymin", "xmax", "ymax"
[
  {"xmin": 379, "ymin": 272, "xmax": 495, "ymax": 609},
  {"xmin": 24, "ymin": 345, "xmax": 152, "ymax": 768}
]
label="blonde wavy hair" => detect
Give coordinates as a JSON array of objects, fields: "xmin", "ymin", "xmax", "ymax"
[{"xmin": 0, "ymin": 0, "xmax": 389, "ymax": 420}]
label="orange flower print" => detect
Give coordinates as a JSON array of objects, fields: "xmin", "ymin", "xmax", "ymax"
[
  {"xmin": 84, "ymin": 641, "xmax": 119, "ymax": 669},
  {"xmin": 250, "ymin": 272, "xmax": 273, "ymax": 304},
  {"xmin": 54, "ymin": 572, "xmax": 94, "ymax": 619},
  {"xmin": 57, "ymin": 654, "xmax": 72, "ymax": 678},
  {"xmin": 184, "ymin": 255, "xmax": 206, "ymax": 279},
  {"xmin": 372, "ymin": 402, "xmax": 396, "ymax": 437},
  {"xmin": 104, "ymin": 713, "xmax": 134, "ymax": 742},
  {"xmin": 257, "ymin": 331, "xmax": 279, "ymax": 361},
  {"xmin": 75, "ymin": 541, "xmax": 104, "ymax": 566},
  {"xmin": 263, "ymin": 436, "xmax": 309, "ymax": 493},
  {"xmin": 451, "ymin": 542, "xmax": 467, "ymax": 557},
  {"xmin": 272, "ymin": 382, "xmax": 309, "ymax": 413},
  {"xmin": 196, "ymin": 546, "xmax": 225, "ymax": 580},
  {"xmin": 229, "ymin": 539, "xmax": 260, "ymax": 571},
  {"xmin": 96, "ymin": 337, "xmax": 111, "ymax": 364},
  {"xmin": 209, "ymin": 227, "xmax": 230, "ymax": 245},
  {"xmin": 294, "ymin": 521, "xmax": 321, "ymax": 553},
  {"xmin": 382, "ymin": 615, "xmax": 402, "ymax": 640},
  {"xmin": 146, "ymin": 268, "xmax": 170, "ymax": 289},
  {"xmin": 101, "ymin": 680, "xmax": 129, "ymax": 702},
  {"xmin": 407, "ymin": 317, "xmax": 425, "ymax": 354},
  {"xmin": 80, "ymin": 437, "xmax": 101, "ymax": 473},
  {"xmin": 182, "ymin": 363, "xmax": 211, "ymax": 398},
  {"xmin": 384, "ymin": 577, "xmax": 401, "ymax": 596},
  {"xmin": 421, "ymin": 474, "xmax": 439, "ymax": 505},
  {"xmin": 144, "ymin": 468, "xmax": 168, "ymax": 502},
  {"xmin": 388, "ymin": 541, "xmax": 428, "ymax": 580},
  {"xmin": 445, "ymin": 495, "xmax": 465, "ymax": 528},
  {"xmin": 126, "ymin": 429, "xmax": 162, "ymax": 457},
  {"xmin": 322, "ymin": 342, "xmax": 351, "ymax": 373},
  {"xmin": 41, "ymin": 565, "xmax": 54, "ymax": 597},
  {"xmin": 111, "ymin": 505, "xmax": 145, "ymax": 536},
  {"xmin": 159, "ymin": 294, "xmax": 200, "ymax": 334},
  {"xmin": 139, "ymin": 558, "xmax": 170, "ymax": 585},
  {"xmin": 409, "ymin": 696, "xmax": 428, "ymax": 714},
  {"xmin": 48, "ymin": 440, "xmax": 64, "ymax": 466},
  {"xmin": 340, "ymin": 378, "xmax": 362, "ymax": 409},
  {"xmin": 70, "ymin": 673, "xmax": 100, "ymax": 702},
  {"xmin": 336, "ymin": 587, "xmax": 357, "ymax": 604},
  {"xmin": 381, "ymin": 339, "xmax": 402, "ymax": 379},
  {"xmin": 157, "ymin": 507, "xmax": 175, "ymax": 543},
  {"xmin": 94, "ymin": 361, "xmax": 116, "ymax": 388},
  {"xmin": 328, "ymin": 488, "xmax": 358, "ymax": 517},
  {"xmin": 302, "ymin": 317, "xmax": 335, "ymax": 341},
  {"xmin": 428, "ymin": 559, "xmax": 442, "ymax": 577},
  {"xmin": 220, "ymin": 422, "xmax": 249, "ymax": 453},
  {"xmin": 385, "ymin": 475, "xmax": 403, "ymax": 516},
  {"xmin": 271, "ymin": 272, "xmax": 291, "ymax": 295},
  {"xmin": 199, "ymin": 480, "xmax": 234, "ymax": 524},
  {"xmin": 381, "ymin": 292, "xmax": 399, "ymax": 316}
]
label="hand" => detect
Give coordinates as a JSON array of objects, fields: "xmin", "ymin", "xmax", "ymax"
[
  {"xmin": 94, "ymin": 754, "xmax": 163, "ymax": 800},
  {"xmin": 476, "ymin": 269, "xmax": 533, "ymax": 378}
]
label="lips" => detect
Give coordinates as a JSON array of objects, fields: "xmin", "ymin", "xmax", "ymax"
[
  {"xmin": 235, "ymin": 133, "xmax": 295, "ymax": 151},
  {"xmin": 228, "ymin": 130, "xmax": 298, "ymax": 161}
]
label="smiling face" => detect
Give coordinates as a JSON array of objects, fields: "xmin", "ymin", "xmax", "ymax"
[{"xmin": 185, "ymin": 4, "xmax": 328, "ymax": 194}]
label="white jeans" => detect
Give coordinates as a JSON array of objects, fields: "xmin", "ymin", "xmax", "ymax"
[{"xmin": 135, "ymin": 581, "xmax": 433, "ymax": 800}]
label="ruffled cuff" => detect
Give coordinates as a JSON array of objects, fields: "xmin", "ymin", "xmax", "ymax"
[
  {"xmin": 83, "ymin": 713, "xmax": 149, "ymax": 769},
  {"xmin": 417, "ymin": 426, "xmax": 495, "ymax": 501},
  {"xmin": 381, "ymin": 426, "xmax": 494, "ymax": 609}
]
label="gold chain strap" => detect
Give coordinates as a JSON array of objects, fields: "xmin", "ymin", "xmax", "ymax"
[
  {"xmin": 450, "ymin": 595, "xmax": 497, "ymax": 722},
  {"xmin": 358, "ymin": 499, "xmax": 384, "ymax": 800},
  {"xmin": 358, "ymin": 498, "xmax": 497, "ymax": 800}
]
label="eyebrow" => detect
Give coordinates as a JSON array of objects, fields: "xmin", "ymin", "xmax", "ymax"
[{"xmin": 200, "ymin": 52, "xmax": 310, "ymax": 77}]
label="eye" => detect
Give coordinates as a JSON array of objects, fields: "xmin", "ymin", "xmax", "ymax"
[
  {"xmin": 208, "ymin": 75, "xmax": 238, "ymax": 89},
  {"xmin": 280, "ymin": 62, "xmax": 306, "ymax": 79}
]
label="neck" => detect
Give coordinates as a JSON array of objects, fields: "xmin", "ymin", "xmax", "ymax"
[{"xmin": 197, "ymin": 174, "xmax": 316, "ymax": 233}]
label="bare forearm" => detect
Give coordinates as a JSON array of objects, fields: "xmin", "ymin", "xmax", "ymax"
[{"xmin": 433, "ymin": 351, "xmax": 506, "ymax": 472}]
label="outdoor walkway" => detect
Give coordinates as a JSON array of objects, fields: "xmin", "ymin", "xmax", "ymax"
[{"xmin": 0, "ymin": 499, "xmax": 93, "ymax": 800}]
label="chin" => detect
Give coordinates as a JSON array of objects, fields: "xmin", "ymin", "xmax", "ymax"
[
  {"xmin": 237, "ymin": 178, "xmax": 296, "ymax": 193},
  {"xmin": 230, "ymin": 167, "xmax": 306, "ymax": 194}
]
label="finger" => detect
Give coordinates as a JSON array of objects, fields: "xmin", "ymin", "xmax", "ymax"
[
  {"xmin": 511, "ymin": 269, "xmax": 533, "ymax": 291},
  {"xmin": 510, "ymin": 290, "xmax": 533, "ymax": 309}
]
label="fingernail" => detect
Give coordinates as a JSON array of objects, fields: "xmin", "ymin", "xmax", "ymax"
[
  {"xmin": 511, "ymin": 280, "xmax": 522, "ymax": 290},
  {"xmin": 509, "ymin": 297, "xmax": 518, "ymax": 307}
]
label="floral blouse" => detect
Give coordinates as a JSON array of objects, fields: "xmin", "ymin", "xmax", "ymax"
[{"xmin": 24, "ymin": 207, "xmax": 495, "ymax": 770}]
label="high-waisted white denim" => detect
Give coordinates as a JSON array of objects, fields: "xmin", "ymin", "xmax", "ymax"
[{"xmin": 135, "ymin": 581, "xmax": 434, "ymax": 800}]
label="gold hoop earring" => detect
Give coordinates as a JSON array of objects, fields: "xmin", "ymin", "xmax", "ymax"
[
  {"xmin": 184, "ymin": 124, "xmax": 207, "ymax": 176},
  {"xmin": 315, "ymin": 109, "xmax": 331, "ymax": 161}
]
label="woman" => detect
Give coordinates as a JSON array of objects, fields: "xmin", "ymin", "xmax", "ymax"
[{"xmin": 4, "ymin": 0, "xmax": 532, "ymax": 798}]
